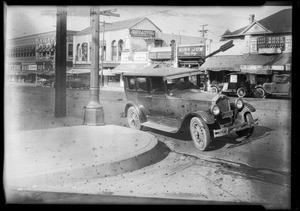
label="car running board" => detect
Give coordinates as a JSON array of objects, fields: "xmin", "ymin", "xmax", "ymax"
[{"xmin": 141, "ymin": 122, "xmax": 178, "ymax": 133}]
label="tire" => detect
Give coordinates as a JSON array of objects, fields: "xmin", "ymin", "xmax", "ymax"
[
  {"xmin": 190, "ymin": 117, "xmax": 211, "ymax": 151},
  {"xmin": 199, "ymin": 82, "xmax": 206, "ymax": 91},
  {"xmin": 236, "ymin": 113, "xmax": 254, "ymax": 138},
  {"xmin": 127, "ymin": 106, "xmax": 142, "ymax": 130},
  {"xmin": 237, "ymin": 87, "xmax": 246, "ymax": 98},
  {"xmin": 254, "ymin": 87, "xmax": 265, "ymax": 98},
  {"xmin": 211, "ymin": 86, "xmax": 218, "ymax": 93}
]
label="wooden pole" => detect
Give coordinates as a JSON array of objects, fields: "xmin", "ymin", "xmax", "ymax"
[{"xmin": 55, "ymin": 7, "xmax": 67, "ymax": 117}]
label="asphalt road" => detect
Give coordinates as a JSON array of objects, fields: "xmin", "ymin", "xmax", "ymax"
[{"xmin": 4, "ymin": 84, "xmax": 292, "ymax": 208}]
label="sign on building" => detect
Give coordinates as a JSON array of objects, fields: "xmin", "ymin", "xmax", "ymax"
[
  {"xmin": 130, "ymin": 29, "xmax": 155, "ymax": 38},
  {"xmin": 257, "ymin": 36, "xmax": 285, "ymax": 51},
  {"xmin": 177, "ymin": 45, "xmax": 205, "ymax": 58}
]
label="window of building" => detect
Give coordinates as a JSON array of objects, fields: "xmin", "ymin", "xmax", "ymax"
[
  {"xmin": 118, "ymin": 39, "xmax": 124, "ymax": 61},
  {"xmin": 76, "ymin": 44, "xmax": 81, "ymax": 61},
  {"xmin": 111, "ymin": 40, "xmax": 117, "ymax": 61},
  {"xmin": 81, "ymin": 43, "xmax": 88, "ymax": 61},
  {"xmin": 68, "ymin": 44, "xmax": 73, "ymax": 57},
  {"xmin": 136, "ymin": 77, "xmax": 148, "ymax": 92}
]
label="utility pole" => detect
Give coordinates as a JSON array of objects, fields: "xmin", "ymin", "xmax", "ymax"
[
  {"xmin": 198, "ymin": 24, "xmax": 208, "ymax": 44},
  {"xmin": 55, "ymin": 6, "xmax": 67, "ymax": 117},
  {"xmin": 99, "ymin": 9, "xmax": 119, "ymax": 87},
  {"xmin": 83, "ymin": 6, "xmax": 119, "ymax": 126}
]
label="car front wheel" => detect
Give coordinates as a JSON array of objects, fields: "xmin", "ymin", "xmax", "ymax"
[
  {"xmin": 127, "ymin": 106, "xmax": 142, "ymax": 130},
  {"xmin": 236, "ymin": 113, "xmax": 254, "ymax": 138},
  {"xmin": 237, "ymin": 87, "xmax": 246, "ymax": 98},
  {"xmin": 190, "ymin": 117, "xmax": 211, "ymax": 151}
]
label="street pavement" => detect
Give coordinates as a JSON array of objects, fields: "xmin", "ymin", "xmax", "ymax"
[{"xmin": 4, "ymin": 83, "xmax": 292, "ymax": 208}]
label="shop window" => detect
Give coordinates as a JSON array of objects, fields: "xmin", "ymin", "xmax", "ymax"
[
  {"xmin": 136, "ymin": 77, "xmax": 148, "ymax": 92},
  {"xmin": 76, "ymin": 44, "xmax": 81, "ymax": 61}
]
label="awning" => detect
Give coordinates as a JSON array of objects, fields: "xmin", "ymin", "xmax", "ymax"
[
  {"xmin": 240, "ymin": 53, "xmax": 291, "ymax": 72},
  {"xmin": 67, "ymin": 69, "xmax": 115, "ymax": 76},
  {"xmin": 110, "ymin": 63, "xmax": 148, "ymax": 74},
  {"xmin": 199, "ymin": 55, "xmax": 244, "ymax": 71}
]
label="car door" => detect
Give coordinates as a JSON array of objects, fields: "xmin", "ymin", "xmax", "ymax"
[{"xmin": 136, "ymin": 76, "xmax": 151, "ymax": 116}]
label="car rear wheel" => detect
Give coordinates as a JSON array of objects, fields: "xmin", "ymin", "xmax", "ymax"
[
  {"xmin": 127, "ymin": 106, "xmax": 142, "ymax": 130},
  {"xmin": 254, "ymin": 87, "xmax": 265, "ymax": 98},
  {"xmin": 236, "ymin": 113, "xmax": 254, "ymax": 138},
  {"xmin": 237, "ymin": 87, "xmax": 246, "ymax": 98},
  {"xmin": 190, "ymin": 117, "xmax": 211, "ymax": 151}
]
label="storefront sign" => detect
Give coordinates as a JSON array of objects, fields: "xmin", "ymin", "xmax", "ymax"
[
  {"xmin": 258, "ymin": 48, "xmax": 282, "ymax": 54},
  {"xmin": 149, "ymin": 52, "xmax": 171, "ymax": 60},
  {"xmin": 28, "ymin": 65, "xmax": 37, "ymax": 70},
  {"xmin": 130, "ymin": 29, "xmax": 155, "ymax": 38},
  {"xmin": 177, "ymin": 45, "xmax": 205, "ymax": 58},
  {"xmin": 257, "ymin": 36, "xmax": 285, "ymax": 51},
  {"xmin": 133, "ymin": 52, "xmax": 147, "ymax": 61}
]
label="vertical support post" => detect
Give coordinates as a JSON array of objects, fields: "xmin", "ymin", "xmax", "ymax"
[
  {"xmin": 83, "ymin": 6, "xmax": 105, "ymax": 126},
  {"xmin": 55, "ymin": 7, "xmax": 67, "ymax": 117},
  {"xmin": 100, "ymin": 21, "xmax": 105, "ymax": 87}
]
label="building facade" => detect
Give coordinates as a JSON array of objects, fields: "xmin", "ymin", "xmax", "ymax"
[
  {"xmin": 6, "ymin": 30, "xmax": 77, "ymax": 83},
  {"xmin": 200, "ymin": 8, "xmax": 292, "ymax": 90},
  {"xmin": 72, "ymin": 17, "xmax": 201, "ymax": 73}
]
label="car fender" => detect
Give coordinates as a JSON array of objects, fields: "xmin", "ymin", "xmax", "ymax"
[
  {"xmin": 242, "ymin": 101, "xmax": 256, "ymax": 113},
  {"xmin": 183, "ymin": 111, "xmax": 215, "ymax": 125},
  {"xmin": 124, "ymin": 101, "xmax": 147, "ymax": 122}
]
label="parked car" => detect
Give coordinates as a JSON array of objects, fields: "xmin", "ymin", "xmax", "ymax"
[
  {"xmin": 221, "ymin": 72, "xmax": 255, "ymax": 98},
  {"xmin": 41, "ymin": 77, "xmax": 55, "ymax": 87},
  {"xmin": 254, "ymin": 74, "xmax": 291, "ymax": 98},
  {"xmin": 122, "ymin": 67, "xmax": 258, "ymax": 151}
]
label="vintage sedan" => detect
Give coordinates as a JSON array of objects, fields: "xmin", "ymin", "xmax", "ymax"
[
  {"xmin": 122, "ymin": 67, "xmax": 258, "ymax": 151},
  {"xmin": 255, "ymin": 74, "xmax": 291, "ymax": 98}
]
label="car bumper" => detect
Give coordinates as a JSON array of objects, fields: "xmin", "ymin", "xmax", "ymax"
[{"xmin": 213, "ymin": 118, "xmax": 258, "ymax": 138}]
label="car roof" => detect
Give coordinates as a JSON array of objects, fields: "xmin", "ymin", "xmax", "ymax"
[{"xmin": 123, "ymin": 67, "xmax": 201, "ymax": 77}]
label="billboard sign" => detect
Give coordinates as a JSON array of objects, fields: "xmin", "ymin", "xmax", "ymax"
[{"xmin": 130, "ymin": 29, "xmax": 155, "ymax": 38}]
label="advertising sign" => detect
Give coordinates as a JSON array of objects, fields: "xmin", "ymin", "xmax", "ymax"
[
  {"xmin": 130, "ymin": 29, "xmax": 155, "ymax": 38},
  {"xmin": 257, "ymin": 36, "xmax": 285, "ymax": 51},
  {"xmin": 149, "ymin": 52, "xmax": 171, "ymax": 60},
  {"xmin": 177, "ymin": 45, "xmax": 205, "ymax": 58}
]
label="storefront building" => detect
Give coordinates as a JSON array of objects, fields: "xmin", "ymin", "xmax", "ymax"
[
  {"xmin": 6, "ymin": 30, "xmax": 77, "ymax": 83},
  {"xmin": 200, "ymin": 8, "xmax": 292, "ymax": 90},
  {"xmin": 72, "ymin": 17, "xmax": 200, "ymax": 86}
]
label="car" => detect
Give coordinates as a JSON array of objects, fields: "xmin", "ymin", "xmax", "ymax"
[
  {"xmin": 254, "ymin": 74, "xmax": 291, "ymax": 98},
  {"xmin": 221, "ymin": 72, "xmax": 256, "ymax": 98},
  {"xmin": 122, "ymin": 67, "xmax": 258, "ymax": 151}
]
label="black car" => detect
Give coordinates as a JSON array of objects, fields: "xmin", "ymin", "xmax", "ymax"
[
  {"xmin": 221, "ymin": 72, "xmax": 255, "ymax": 98},
  {"xmin": 122, "ymin": 67, "xmax": 258, "ymax": 151}
]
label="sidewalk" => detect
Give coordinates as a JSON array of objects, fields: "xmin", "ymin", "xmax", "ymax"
[{"xmin": 4, "ymin": 125, "xmax": 169, "ymax": 189}]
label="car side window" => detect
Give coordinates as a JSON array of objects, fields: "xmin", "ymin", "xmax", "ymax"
[
  {"xmin": 136, "ymin": 77, "xmax": 148, "ymax": 92},
  {"xmin": 150, "ymin": 77, "xmax": 165, "ymax": 94},
  {"xmin": 126, "ymin": 76, "xmax": 135, "ymax": 91}
]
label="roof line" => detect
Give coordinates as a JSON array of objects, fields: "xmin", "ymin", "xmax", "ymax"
[
  {"xmin": 240, "ymin": 21, "xmax": 273, "ymax": 35},
  {"xmin": 129, "ymin": 17, "xmax": 162, "ymax": 32}
]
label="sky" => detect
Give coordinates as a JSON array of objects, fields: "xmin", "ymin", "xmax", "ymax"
[{"xmin": 5, "ymin": 4, "xmax": 292, "ymax": 42}]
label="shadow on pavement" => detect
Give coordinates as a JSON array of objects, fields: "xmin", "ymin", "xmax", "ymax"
[{"xmin": 143, "ymin": 125, "xmax": 273, "ymax": 152}]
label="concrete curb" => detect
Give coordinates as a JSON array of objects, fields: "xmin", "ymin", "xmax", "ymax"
[{"xmin": 5, "ymin": 125, "xmax": 170, "ymax": 188}]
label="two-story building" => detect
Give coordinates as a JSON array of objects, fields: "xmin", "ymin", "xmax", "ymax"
[
  {"xmin": 200, "ymin": 8, "xmax": 292, "ymax": 89},
  {"xmin": 6, "ymin": 30, "xmax": 77, "ymax": 83},
  {"xmin": 71, "ymin": 17, "xmax": 201, "ymax": 86}
]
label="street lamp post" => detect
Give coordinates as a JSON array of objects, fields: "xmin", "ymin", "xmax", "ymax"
[
  {"xmin": 83, "ymin": 6, "xmax": 104, "ymax": 125},
  {"xmin": 83, "ymin": 7, "xmax": 119, "ymax": 125}
]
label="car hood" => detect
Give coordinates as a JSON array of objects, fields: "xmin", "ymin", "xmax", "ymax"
[{"xmin": 171, "ymin": 89, "xmax": 219, "ymax": 101}]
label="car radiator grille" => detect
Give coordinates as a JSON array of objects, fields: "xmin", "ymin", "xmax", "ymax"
[{"xmin": 216, "ymin": 98, "xmax": 230, "ymax": 113}]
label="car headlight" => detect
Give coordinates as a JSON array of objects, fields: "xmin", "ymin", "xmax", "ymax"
[
  {"xmin": 210, "ymin": 105, "xmax": 220, "ymax": 116},
  {"xmin": 235, "ymin": 98, "xmax": 244, "ymax": 110}
]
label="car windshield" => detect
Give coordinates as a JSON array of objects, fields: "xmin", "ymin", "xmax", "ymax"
[
  {"xmin": 274, "ymin": 75, "xmax": 290, "ymax": 84},
  {"xmin": 166, "ymin": 76, "xmax": 198, "ymax": 91}
]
